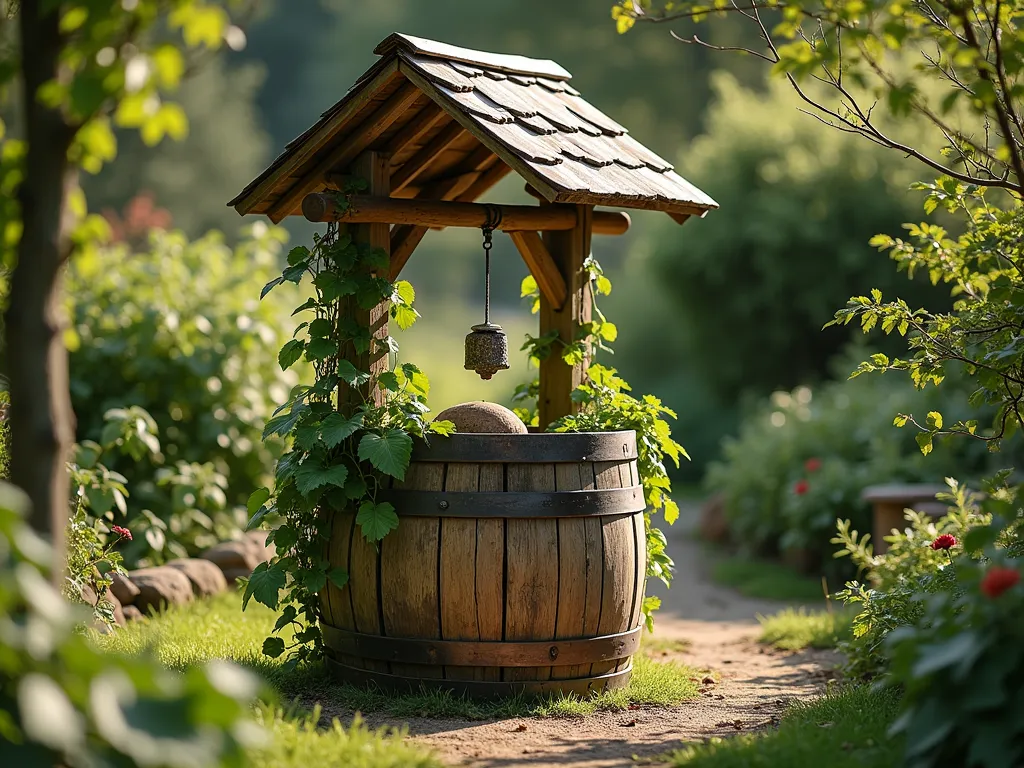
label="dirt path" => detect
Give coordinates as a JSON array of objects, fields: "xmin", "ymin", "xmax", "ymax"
[{"xmin": 336, "ymin": 502, "xmax": 839, "ymax": 767}]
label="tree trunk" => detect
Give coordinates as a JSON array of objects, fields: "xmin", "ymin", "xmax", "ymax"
[{"xmin": 5, "ymin": 0, "xmax": 76, "ymax": 571}]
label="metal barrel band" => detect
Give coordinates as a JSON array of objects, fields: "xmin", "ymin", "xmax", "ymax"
[
  {"xmin": 321, "ymin": 624, "xmax": 642, "ymax": 667},
  {"xmin": 325, "ymin": 657, "xmax": 633, "ymax": 699},
  {"xmin": 375, "ymin": 486, "xmax": 645, "ymax": 518},
  {"xmin": 408, "ymin": 430, "xmax": 638, "ymax": 463}
]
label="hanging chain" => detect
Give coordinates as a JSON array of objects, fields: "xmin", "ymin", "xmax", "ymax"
[{"xmin": 481, "ymin": 205, "xmax": 503, "ymax": 326}]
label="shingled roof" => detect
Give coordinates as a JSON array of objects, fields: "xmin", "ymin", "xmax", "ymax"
[{"xmin": 230, "ymin": 33, "xmax": 717, "ymax": 224}]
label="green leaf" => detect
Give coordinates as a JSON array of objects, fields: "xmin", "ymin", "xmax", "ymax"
[
  {"xmin": 402, "ymin": 363, "xmax": 430, "ymax": 395},
  {"xmin": 302, "ymin": 570, "xmax": 327, "ymax": 594},
  {"xmin": 287, "ymin": 246, "xmax": 311, "ymax": 266},
  {"xmin": 243, "ymin": 562, "xmax": 286, "ymax": 610},
  {"xmin": 328, "ymin": 567, "xmax": 349, "ymax": 589},
  {"xmin": 294, "ymin": 461, "xmax": 349, "ymax": 497},
  {"xmin": 337, "ymin": 360, "xmax": 371, "ymax": 387},
  {"xmin": 392, "ymin": 304, "xmax": 419, "ymax": 330},
  {"xmin": 261, "ymin": 276, "xmax": 284, "ymax": 299},
  {"xmin": 358, "ymin": 429, "xmax": 413, "ymax": 480},
  {"xmin": 393, "ymin": 280, "xmax": 415, "ymax": 304},
  {"xmin": 278, "ymin": 339, "xmax": 304, "ymax": 370},
  {"xmin": 262, "ymin": 636, "xmax": 286, "ymax": 658},
  {"xmin": 356, "ymin": 500, "xmax": 399, "ymax": 542},
  {"xmin": 343, "ymin": 475, "xmax": 367, "ymax": 500},
  {"xmin": 926, "ymin": 411, "xmax": 943, "ymax": 429},
  {"xmin": 663, "ymin": 498, "xmax": 680, "ymax": 525},
  {"xmin": 378, "ymin": 371, "xmax": 400, "ymax": 391},
  {"xmin": 313, "ymin": 271, "xmax": 357, "ymax": 301},
  {"xmin": 596, "ymin": 275, "xmax": 612, "ymax": 295},
  {"xmin": 263, "ymin": 406, "xmax": 305, "ymax": 440},
  {"xmin": 427, "ymin": 420, "xmax": 456, "ymax": 436},
  {"xmin": 916, "ymin": 432, "xmax": 934, "ymax": 456},
  {"xmin": 321, "ymin": 412, "xmax": 363, "ymax": 447},
  {"xmin": 893, "ymin": 414, "xmax": 909, "ymax": 427},
  {"xmin": 245, "ymin": 488, "xmax": 271, "ymax": 530},
  {"xmin": 305, "ymin": 337, "xmax": 338, "ymax": 361}
]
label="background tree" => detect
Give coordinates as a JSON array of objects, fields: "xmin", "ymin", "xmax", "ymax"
[{"xmin": 0, "ymin": 0, "xmax": 250, "ymax": 565}]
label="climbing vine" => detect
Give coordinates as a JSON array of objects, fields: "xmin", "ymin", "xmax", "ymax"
[
  {"xmin": 517, "ymin": 256, "xmax": 686, "ymax": 631},
  {"xmin": 243, "ymin": 184, "xmax": 452, "ymax": 666}
]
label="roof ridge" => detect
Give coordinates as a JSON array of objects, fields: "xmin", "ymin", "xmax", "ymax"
[{"xmin": 374, "ymin": 32, "xmax": 573, "ymax": 81}]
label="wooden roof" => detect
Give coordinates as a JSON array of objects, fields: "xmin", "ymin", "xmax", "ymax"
[{"xmin": 230, "ymin": 33, "xmax": 718, "ymax": 224}]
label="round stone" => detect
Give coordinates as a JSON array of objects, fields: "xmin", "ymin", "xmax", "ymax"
[{"xmin": 434, "ymin": 402, "xmax": 527, "ymax": 434}]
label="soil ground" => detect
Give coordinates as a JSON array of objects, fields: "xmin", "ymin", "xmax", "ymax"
[{"xmin": 325, "ymin": 502, "xmax": 841, "ymax": 767}]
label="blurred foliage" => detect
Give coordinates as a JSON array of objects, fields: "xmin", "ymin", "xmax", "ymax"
[
  {"xmin": 0, "ymin": 481, "xmax": 262, "ymax": 767},
  {"xmin": 706, "ymin": 351, "xmax": 1017, "ymax": 577},
  {"xmin": 639, "ymin": 73, "xmax": 947, "ymax": 401},
  {"xmin": 0, "ymin": 390, "xmax": 8, "ymax": 479},
  {"xmin": 66, "ymin": 221, "xmax": 302, "ymax": 563}
]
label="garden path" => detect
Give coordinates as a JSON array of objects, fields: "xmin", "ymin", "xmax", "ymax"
[{"xmin": 335, "ymin": 501, "xmax": 840, "ymax": 767}]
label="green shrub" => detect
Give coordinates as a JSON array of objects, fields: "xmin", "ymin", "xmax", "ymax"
[
  {"xmin": 0, "ymin": 481, "xmax": 262, "ymax": 767},
  {"xmin": 706, "ymin": 354, "xmax": 1007, "ymax": 574},
  {"xmin": 883, "ymin": 510, "xmax": 1023, "ymax": 768},
  {"xmin": 67, "ymin": 223, "xmax": 303, "ymax": 563}
]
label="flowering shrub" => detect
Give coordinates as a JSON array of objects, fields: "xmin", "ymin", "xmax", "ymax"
[{"xmin": 706, "ymin": 357, "xmax": 1009, "ymax": 574}]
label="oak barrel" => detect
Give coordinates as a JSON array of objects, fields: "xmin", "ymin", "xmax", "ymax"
[{"xmin": 319, "ymin": 430, "xmax": 647, "ymax": 698}]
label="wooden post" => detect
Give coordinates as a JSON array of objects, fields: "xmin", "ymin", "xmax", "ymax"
[
  {"xmin": 340, "ymin": 151, "xmax": 391, "ymax": 412},
  {"xmin": 538, "ymin": 205, "xmax": 593, "ymax": 426}
]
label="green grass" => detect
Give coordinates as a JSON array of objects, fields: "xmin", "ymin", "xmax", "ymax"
[
  {"xmin": 95, "ymin": 592, "xmax": 702, "ymax": 719},
  {"xmin": 658, "ymin": 685, "xmax": 903, "ymax": 768},
  {"xmin": 95, "ymin": 594, "xmax": 442, "ymax": 767},
  {"xmin": 641, "ymin": 634, "xmax": 693, "ymax": 656},
  {"xmin": 254, "ymin": 705, "xmax": 442, "ymax": 767},
  {"xmin": 757, "ymin": 607, "xmax": 854, "ymax": 651},
  {"xmin": 711, "ymin": 556, "xmax": 827, "ymax": 602}
]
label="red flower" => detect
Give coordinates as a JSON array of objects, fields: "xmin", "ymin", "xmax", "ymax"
[
  {"xmin": 930, "ymin": 534, "xmax": 957, "ymax": 551},
  {"xmin": 980, "ymin": 566, "xmax": 1020, "ymax": 599},
  {"xmin": 111, "ymin": 525, "xmax": 133, "ymax": 542},
  {"xmin": 794, "ymin": 479, "xmax": 810, "ymax": 495},
  {"xmin": 804, "ymin": 458, "xmax": 822, "ymax": 473}
]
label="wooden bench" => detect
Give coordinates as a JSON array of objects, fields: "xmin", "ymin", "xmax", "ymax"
[{"xmin": 861, "ymin": 484, "xmax": 948, "ymax": 554}]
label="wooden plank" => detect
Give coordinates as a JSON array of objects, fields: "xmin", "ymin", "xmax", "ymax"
[
  {"xmin": 504, "ymin": 462, "xmax": 558, "ymax": 682},
  {"xmin": 440, "ymin": 462, "xmax": 481, "ymax": 681},
  {"xmin": 524, "ymin": 185, "xmax": 631, "ymax": 235},
  {"xmin": 508, "ymin": 230, "xmax": 568, "ymax": 311},
  {"xmin": 538, "ymin": 204, "xmax": 593, "ymax": 427},
  {"xmin": 629, "ymin": 512, "xmax": 647, "ymax": 633},
  {"xmin": 349, "ymin": 511, "xmax": 387, "ymax": 673},
  {"xmin": 476, "ymin": 464, "xmax": 505, "ymax": 682},
  {"xmin": 267, "ymin": 80, "xmax": 421, "ymax": 222},
  {"xmin": 230, "ymin": 59, "xmax": 399, "ymax": 213},
  {"xmin": 552, "ymin": 463, "xmax": 589, "ymax": 680},
  {"xmin": 384, "ymin": 101, "xmax": 447, "ymax": 161},
  {"xmin": 382, "ymin": 462, "xmax": 444, "ymax": 679},
  {"xmin": 322, "ymin": 510, "xmax": 361, "ymax": 669},
  {"xmin": 591, "ymin": 461, "xmax": 635, "ymax": 677},
  {"xmin": 391, "ymin": 120, "xmax": 467, "ymax": 194},
  {"xmin": 399, "ymin": 62, "xmax": 561, "ymax": 202},
  {"xmin": 338, "ymin": 152, "xmax": 390, "ymax": 413}
]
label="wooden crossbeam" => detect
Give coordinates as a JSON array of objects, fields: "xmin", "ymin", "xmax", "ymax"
[
  {"xmin": 302, "ymin": 194, "xmax": 632, "ymax": 235},
  {"xmin": 390, "ymin": 120, "xmax": 467, "ymax": 194},
  {"xmin": 267, "ymin": 81, "xmax": 422, "ymax": 222},
  {"xmin": 508, "ymin": 230, "xmax": 568, "ymax": 310}
]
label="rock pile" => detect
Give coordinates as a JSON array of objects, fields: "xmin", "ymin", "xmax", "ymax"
[{"xmin": 99, "ymin": 530, "xmax": 274, "ymax": 625}]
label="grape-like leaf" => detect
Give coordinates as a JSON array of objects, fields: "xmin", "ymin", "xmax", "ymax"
[
  {"xmin": 294, "ymin": 461, "xmax": 349, "ymax": 497},
  {"xmin": 357, "ymin": 429, "xmax": 413, "ymax": 480},
  {"xmin": 262, "ymin": 636, "xmax": 286, "ymax": 658},
  {"xmin": 243, "ymin": 562, "xmax": 286, "ymax": 610},
  {"xmin": 305, "ymin": 337, "xmax": 338, "ymax": 361},
  {"xmin": 321, "ymin": 412, "xmax": 363, "ymax": 447},
  {"xmin": 337, "ymin": 360, "xmax": 371, "ymax": 387},
  {"xmin": 328, "ymin": 567, "xmax": 349, "ymax": 589},
  {"xmin": 356, "ymin": 500, "xmax": 399, "ymax": 542}
]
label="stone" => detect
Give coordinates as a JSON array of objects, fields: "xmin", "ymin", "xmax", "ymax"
[
  {"xmin": 122, "ymin": 604, "xmax": 144, "ymax": 622},
  {"xmin": 434, "ymin": 401, "xmax": 527, "ymax": 434},
  {"xmin": 109, "ymin": 572, "xmax": 140, "ymax": 606},
  {"xmin": 699, "ymin": 493, "xmax": 730, "ymax": 544},
  {"xmin": 200, "ymin": 539, "xmax": 264, "ymax": 574},
  {"xmin": 221, "ymin": 567, "xmax": 252, "ymax": 585},
  {"xmin": 166, "ymin": 558, "xmax": 228, "ymax": 597},
  {"xmin": 245, "ymin": 530, "xmax": 276, "ymax": 562},
  {"xmin": 129, "ymin": 566, "xmax": 194, "ymax": 614}
]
